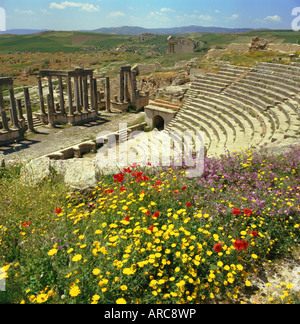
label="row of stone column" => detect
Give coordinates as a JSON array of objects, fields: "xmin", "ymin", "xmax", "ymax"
[
  {"xmin": 37, "ymin": 69, "xmax": 99, "ymax": 125},
  {"xmin": 119, "ymin": 66, "xmax": 137, "ymax": 105},
  {"xmin": 0, "ymin": 79, "xmax": 34, "ymax": 133}
]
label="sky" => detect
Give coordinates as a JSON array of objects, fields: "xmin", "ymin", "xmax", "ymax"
[{"xmin": 0, "ymin": 0, "xmax": 299, "ymax": 31}]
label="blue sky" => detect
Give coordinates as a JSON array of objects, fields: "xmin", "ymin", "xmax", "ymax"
[{"xmin": 0, "ymin": 0, "xmax": 299, "ymax": 30}]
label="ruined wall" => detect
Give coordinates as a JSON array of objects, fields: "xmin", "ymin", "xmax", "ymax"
[{"xmin": 205, "ymin": 42, "xmax": 300, "ymax": 60}]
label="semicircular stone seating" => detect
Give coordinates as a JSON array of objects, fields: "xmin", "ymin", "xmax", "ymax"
[
  {"xmin": 163, "ymin": 62, "xmax": 300, "ymax": 158},
  {"xmin": 123, "ymin": 62, "xmax": 300, "ymax": 166}
]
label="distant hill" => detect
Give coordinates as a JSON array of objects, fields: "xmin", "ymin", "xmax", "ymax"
[
  {"xmin": 91, "ymin": 25, "xmax": 255, "ymax": 35},
  {"xmin": 0, "ymin": 29, "xmax": 48, "ymax": 35},
  {"xmin": 0, "ymin": 26, "xmax": 265, "ymax": 36}
]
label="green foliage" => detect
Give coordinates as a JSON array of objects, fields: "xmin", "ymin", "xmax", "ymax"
[{"xmin": 0, "ymin": 146, "xmax": 299, "ymax": 304}]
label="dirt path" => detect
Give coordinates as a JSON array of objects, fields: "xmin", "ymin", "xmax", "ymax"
[{"xmin": 0, "ymin": 111, "xmax": 145, "ymax": 163}]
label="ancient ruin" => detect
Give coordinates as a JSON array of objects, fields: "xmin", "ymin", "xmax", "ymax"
[
  {"xmin": 0, "ymin": 77, "xmax": 32, "ymax": 145},
  {"xmin": 36, "ymin": 67, "xmax": 98, "ymax": 126},
  {"xmin": 167, "ymin": 36, "xmax": 196, "ymax": 55},
  {"xmin": 111, "ymin": 65, "xmax": 150, "ymax": 112}
]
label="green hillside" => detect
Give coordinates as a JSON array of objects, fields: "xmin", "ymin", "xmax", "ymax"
[{"xmin": 0, "ymin": 30, "xmax": 300, "ymax": 54}]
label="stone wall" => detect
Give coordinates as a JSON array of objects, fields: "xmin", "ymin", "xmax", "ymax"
[{"xmin": 205, "ymin": 41, "xmax": 300, "ymax": 60}]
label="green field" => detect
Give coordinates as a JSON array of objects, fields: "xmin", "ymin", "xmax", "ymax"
[{"xmin": 0, "ymin": 29, "xmax": 300, "ymax": 54}]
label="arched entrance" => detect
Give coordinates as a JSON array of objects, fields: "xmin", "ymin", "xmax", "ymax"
[{"xmin": 153, "ymin": 115, "xmax": 165, "ymax": 131}]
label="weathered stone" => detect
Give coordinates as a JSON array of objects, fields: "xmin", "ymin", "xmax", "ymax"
[
  {"xmin": 21, "ymin": 157, "xmax": 51, "ymax": 185},
  {"xmin": 59, "ymin": 159, "xmax": 98, "ymax": 190},
  {"xmin": 249, "ymin": 37, "xmax": 269, "ymax": 52}
]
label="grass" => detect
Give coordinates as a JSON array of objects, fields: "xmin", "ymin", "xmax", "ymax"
[
  {"xmin": 214, "ymin": 50, "xmax": 295, "ymax": 67},
  {"xmin": 0, "ymin": 144, "xmax": 299, "ymax": 304}
]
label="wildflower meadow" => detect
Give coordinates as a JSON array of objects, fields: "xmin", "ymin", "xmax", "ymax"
[{"xmin": 0, "ymin": 145, "xmax": 299, "ymax": 304}]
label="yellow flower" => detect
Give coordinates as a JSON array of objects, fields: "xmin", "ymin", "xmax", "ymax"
[
  {"xmin": 120, "ymin": 285, "xmax": 128, "ymax": 291},
  {"xmin": 92, "ymin": 269, "xmax": 101, "ymax": 276},
  {"xmin": 109, "ymin": 235, "xmax": 119, "ymax": 243},
  {"xmin": 245, "ymin": 280, "xmax": 252, "ymax": 287},
  {"xmin": 67, "ymin": 248, "xmax": 74, "ymax": 254},
  {"xmin": 251, "ymin": 254, "xmax": 258, "ymax": 259},
  {"xmin": 116, "ymin": 298, "xmax": 127, "ymax": 304},
  {"xmin": 237, "ymin": 264, "xmax": 244, "ymax": 271},
  {"xmin": 36, "ymin": 294, "xmax": 48, "ymax": 304},
  {"xmin": 48, "ymin": 249, "xmax": 58, "ymax": 256},
  {"xmin": 72, "ymin": 254, "xmax": 82, "ymax": 262},
  {"xmin": 69, "ymin": 285, "xmax": 81, "ymax": 297},
  {"xmin": 93, "ymin": 295, "xmax": 100, "ymax": 301}
]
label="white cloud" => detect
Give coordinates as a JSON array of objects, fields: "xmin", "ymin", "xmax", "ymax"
[
  {"xmin": 49, "ymin": 2, "xmax": 100, "ymax": 12},
  {"xmin": 230, "ymin": 14, "xmax": 239, "ymax": 20},
  {"xmin": 108, "ymin": 11, "xmax": 126, "ymax": 18},
  {"xmin": 14, "ymin": 9, "xmax": 35, "ymax": 15},
  {"xmin": 160, "ymin": 8, "xmax": 175, "ymax": 13},
  {"xmin": 199, "ymin": 15, "xmax": 213, "ymax": 21},
  {"xmin": 264, "ymin": 15, "xmax": 281, "ymax": 22}
]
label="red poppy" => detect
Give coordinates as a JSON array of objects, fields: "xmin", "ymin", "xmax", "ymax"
[
  {"xmin": 55, "ymin": 208, "xmax": 62, "ymax": 214},
  {"xmin": 123, "ymin": 167, "xmax": 132, "ymax": 174},
  {"xmin": 155, "ymin": 180, "xmax": 162, "ymax": 186},
  {"xmin": 152, "ymin": 211, "xmax": 160, "ymax": 218},
  {"xmin": 22, "ymin": 222, "xmax": 32, "ymax": 227},
  {"xmin": 113, "ymin": 173, "xmax": 124, "ymax": 183},
  {"xmin": 120, "ymin": 186, "xmax": 127, "ymax": 192},
  {"xmin": 185, "ymin": 202, "xmax": 192, "ymax": 208},
  {"xmin": 123, "ymin": 216, "xmax": 130, "ymax": 222},
  {"xmin": 249, "ymin": 230, "xmax": 258, "ymax": 237},
  {"xmin": 148, "ymin": 225, "xmax": 154, "ymax": 232},
  {"xmin": 214, "ymin": 243, "xmax": 222, "ymax": 253},
  {"xmin": 232, "ymin": 207, "xmax": 242, "ymax": 215},
  {"xmin": 104, "ymin": 189, "xmax": 114, "ymax": 194},
  {"xmin": 173, "ymin": 190, "xmax": 179, "ymax": 194},
  {"xmin": 181, "ymin": 186, "xmax": 187, "ymax": 191},
  {"xmin": 234, "ymin": 239, "xmax": 249, "ymax": 251},
  {"xmin": 244, "ymin": 209, "xmax": 253, "ymax": 216},
  {"xmin": 145, "ymin": 210, "xmax": 150, "ymax": 216}
]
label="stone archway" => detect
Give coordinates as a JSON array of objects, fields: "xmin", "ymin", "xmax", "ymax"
[{"xmin": 153, "ymin": 115, "xmax": 165, "ymax": 131}]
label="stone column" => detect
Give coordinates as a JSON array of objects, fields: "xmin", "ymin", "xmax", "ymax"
[
  {"xmin": 37, "ymin": 76, "xmax": 46, "ymax": 116},
  {"xmin": 105, "ymin": 77, "xmax": 111, "ymax": 113},
  {"xmin": 0, "ymin": 86, "xmax": 9, "ymax": 131},
  {"xmin": 47, "ymin": 76, "xmax": 55, "ymax": 115},
  {"xmin": 74, "ymin": 76, "xmax": 81, "ymax": 114},
  {"xmin": 67, "ymin": 76, "xmax": 74, "ymax": 116},
  {"xmin": 79, "ymin": 76, "xmax": 84, "ymax": 107},
  {"xmin": 23, "ymin": 87, "xmax": 35, "ymax": 132},
  {"xmin": 8, "ymin": 85, "xmax": 20, "ymax": 129},
  {"xmin": 16, "ymin": 99, "xmax": 24, "ymax": 121},
  {"xmin": 119, "ymin": 71, "xmax": 124, "ymax": 103},
  {"xmin": 82, "ymin": 75, "xmax": 89, "ymax": 113},
  {"xmin": 58, "ymin": 76, "xmax": 66, "ymax": 115},
  {"xmin": 47, "ymin": 94, "xmax": 55, "ymax": 127},
  {"xmin": 124, "ymin": 71, "xmax": 128, "ymax": 103},
  {"xmin": 89, "ymin": 74, "xmax": 95, "ymax": 110},
  {"xmin": 93, "ymin": 78, "xmax": 98, "ymax": 115},
  {"xmin": 131, "ymin": 70, "xmax": 137, "ymax": 105}
]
